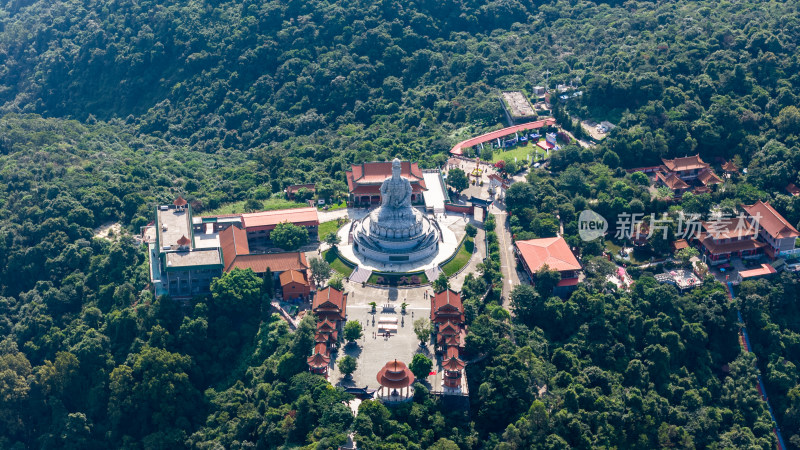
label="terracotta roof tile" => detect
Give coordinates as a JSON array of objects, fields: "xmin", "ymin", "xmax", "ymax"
[
  {"xmin": 313, "ymin": 287, "xmax": 347, "ymax": 319},
  {"xmin": 786, "ymin": 183, "xmax": 800, "ymax": 196},
  {"xmin": 744, "ymin": 201, "xmax": 800, "ymax": 239},
  {"xmin": 241, "ymin": 207, "xmax": 319, "ymax": 231},
  {"xmin": 430, "ymin": 289, "xmax": 464, "ymax": 322},
  {"xmin": 656, "ymin": 171, "xmax": 689, "ymax": 190},
  {"xmin": 722, "ymin": 160, "xmax": 739, "ymax": 173},
  {"xmin": 515, "ymin": 236, "xmax": 582, "ymax": 273},
  {"xmin": 699, "ymin": 218, "xmax": 758, "ymax": 240},
  {"xmin": 280, "ymin": 269, "xmax": 308, "ymax": 286},
  {"xmin": 661, "ymin": 155, "xmax": 709, "ymax": 172},
  {"xmin": 228, "ymin": 252, "xmax": 309, "ymax": 274},
  {"xmin": 347, "ymin": 161, "xmax": 427, "ymax": 191},
  {"xmin": 449, "ymin": 119, "xmax": 557, "ymax": 155},
  {"xmin": 698, "ymin": 235, "xmax": 765, "ymax": 254},
  {"xmin": 376, "ymin": 360, "xmax": 415, "ymax": 389},
  {"xmin": 219, "ymin": 225, "xmax": 250, "ymax": 271},
  {"xmin": 739, "ymin": 263, "xmax": 777, "ymax": 279},
  {"xmin": 697, "ymin": 168, "xmax": 722, "ymax": 185}
]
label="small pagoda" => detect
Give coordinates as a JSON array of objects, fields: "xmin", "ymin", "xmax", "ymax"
[
  {"xmin": 441, "ymin": 348, "xmax": 466, "ymax": 391},
  {"xmin": 174, "ymin": 196, "xmax": 188, "ymax": 209},
  {"xmin": 376, "ymin": 359, "xmax": 415, "ymax": 403},
  {"xmin": 307, "ymin": 343, "xmax": 331, "ymax": 376}
]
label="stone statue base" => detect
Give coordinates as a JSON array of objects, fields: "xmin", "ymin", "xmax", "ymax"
[{"xmin": 352, "ymin": 207, "xmax": 440, "ymax": 264}]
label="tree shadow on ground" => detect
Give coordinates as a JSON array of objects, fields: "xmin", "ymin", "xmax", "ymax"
[{"xmin": 343, "ymin": 343, "xmax": 363, "ymax": 358}]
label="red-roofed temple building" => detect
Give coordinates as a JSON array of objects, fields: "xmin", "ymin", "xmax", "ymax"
[
  {"xmin": 241, "ymin": 207, "xmax": 319, "ymax": 248},
  {"xmin": 219, "ymin": 225, "xmax": 310, "ymax": 273},
  {"xmin": 691, "ymin": 201, "xmax": 798, "ymax": 263},
  {"xmin": 309, "ymin": 286, "xmax": 348, "ymax": 362},
  {"xmin": 430, "ymin": 289, "xmax": 467, "ymax": 393},
  {"xmin": 655, "ymin": 155, "xmax": 722, "ymax": 196},
  {"xmin": 744, "ymin": 200, "xmax": 800, "ymax": 259},
  {"xmin": 279, "ymin": 269, "xmax": 310, "ymax": 301},
  {"xmin": 346, "ymin": 161, "xmax": 427, "ymax": 205},
  {"xmin": 515, "ymin": 236, "xmax": 583, "ymax": 295},
  {"xmin": 430, "ymin": 289, "xmax": 464, "ymax": 324}
]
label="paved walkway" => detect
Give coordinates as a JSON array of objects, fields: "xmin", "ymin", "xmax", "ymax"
[
  {"xmin": 349, "ymin": 267, "xmax": 372, "ymax": 284},
  {"xmin": 490, "ymin": 206, "xmax": 522, "ymax": 304}
]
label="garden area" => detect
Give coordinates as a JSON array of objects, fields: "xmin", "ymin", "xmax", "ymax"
[
  {"xmin": 490, "ymin": 142, "xmax": 550, "ymax": 164},
  {"xmin": 322, "ymin": 248, "xmax": 355, "ymax": 277},
  {"xmin": 367, "ymin": 271, "xmax": 428, "ymax": 286},
  {"xmin": 205, "ymin": 197, "xmax": 307, "ymax": 215},
  {"xmin": 317, "ymin": 219, "xmax": 346, "ymax": 241},
  {"xmin": 441, "ymin": 237, "xmax": 474, "ymax": 277}
]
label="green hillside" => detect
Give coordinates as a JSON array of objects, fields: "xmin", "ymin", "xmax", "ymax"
[{"xmin": 2, "ymin": 0, "xmax": 800, "ymax": 448}]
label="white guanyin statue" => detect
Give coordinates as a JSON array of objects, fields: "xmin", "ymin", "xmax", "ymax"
[{"xmin": 379, "ymin": 158, "xmax": 413, "ymax": 210}]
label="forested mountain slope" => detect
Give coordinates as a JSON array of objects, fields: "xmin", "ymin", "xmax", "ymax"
[{"xmin": 2, "ymin": 0, "xmax": 800, "ymax": 448}]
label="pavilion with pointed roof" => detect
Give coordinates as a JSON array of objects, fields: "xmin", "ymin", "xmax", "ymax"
[
  {"xmin": 376, "ymin": 360, "xmax": 415, "ymax": 403},
  {"xmin": 173, "ymin": 196, "xmax": 188, "ymax": 207},
  {"xmin": 442, "ymin": 347, "xmax": 466, "ymax": 391},
  {"xmin": 307, "ymin": 343, "xmax": 331, "ymax": 375}
]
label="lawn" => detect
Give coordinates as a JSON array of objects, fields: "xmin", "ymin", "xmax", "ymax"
[
  {"xmin": 318, "ymin": 220, "xmax": 345, "ymax": 241},
  {"xmin": 322, "ymin": 248, "xmax": 355, "ymax": 277},
  {"xmin": 204, "ymin": 197, "xmax": 308, "ymax": 216},
  {"xmin": 490, "ymin": 141, "xmax": 550, "ymax": 164},
  {"xmin": 321, "ymin": 200, "xmax": 348, "ymax": 211},
  {"xmin": 441, "ymin": 237, "xmax": 474, "ymax": 277}
]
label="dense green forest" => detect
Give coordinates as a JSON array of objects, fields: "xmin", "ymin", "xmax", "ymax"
[{"xmin": 2, "ymin": 0, "xmax": 800, "ymax": 448}]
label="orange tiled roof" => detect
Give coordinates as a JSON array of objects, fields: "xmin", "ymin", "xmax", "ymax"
[
  {"xmin": 280, "ymin": 269, "xmax": 308, "ymax": 287},
  {"xmin": 442, "ymin": 356, "xmax": 466, "ymax": 371},
  {"xmin": 438, "ymin": 321, "xmax": 461, "ymax": 336},
  {"xmin": 744, "ymin": 201, "xmax": 800, "ymax": 239},
  {"xmin": 699, "ymin": 218, "xmax": 758, "ymax": 240},
  {"xmin": 515, "ymin": 236, "xmax": 582, "ymax": 273},
  {"xmin": 317, "ymin": 318, "xmax": 337, "ymax": 332},
  {"xmin": 313, "ymin": 287, "xmax": 347, "ymax": 317},
  {"xmin": 449, "ymin": 119, "xmax": 557, "ymax": 155},
  {"xmin": 786, "ymin": 183, "xmax": 800, "ymax": 196},
  {"xmin": 228, "ymin": 252, "xmax": 309, "ymax": 274},
  {"xmin": 722, "ymin": 160, "xmax": 739, "ymax": 173},
  {"xmin": 346, "ymin": 161, "xmax": 427, "ymax": 192},
  {"xmin": 739, "ymin": 263, "xmax": 777, "ymax": 279},
  {"xmin": 219, "ymin": 225, "xmax": 250, "ymax": 271},
  {"xmin": 672, "ymin": 239, "xmax": 689, "ymax": 251},
  {"xmin": 241, "ymin": 207, "xmax": 319, "ymax": 231},
  {"xmin": 698, "ymin": 235, "xmax": 765, "ymax": 254},
  {"xmin": 661, "ymin": 155, "xmax": 709, "ymax": 172},
  {"xmin": 697, "ymin": 168, "xmax": 721, "ymax": 185},
  {"xmin": 307, "ymin": 352, "xmax": 330, "ymax": 368},
  {"xmin": 656, "ymin": 171, "xmax": 689, "ymax": 190},
  {"xmin": 431, "ymin": 289, "xmax": 463, "ymax": 318}
]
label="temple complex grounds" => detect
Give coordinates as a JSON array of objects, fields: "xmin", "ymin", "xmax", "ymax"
[
  {"xmin": 322, "ymin": 221, "xmax": 484, "ymax": 394},
  {"xmin": 336, "ymin": 210, "xmax": 467, "ymax": 273}
]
